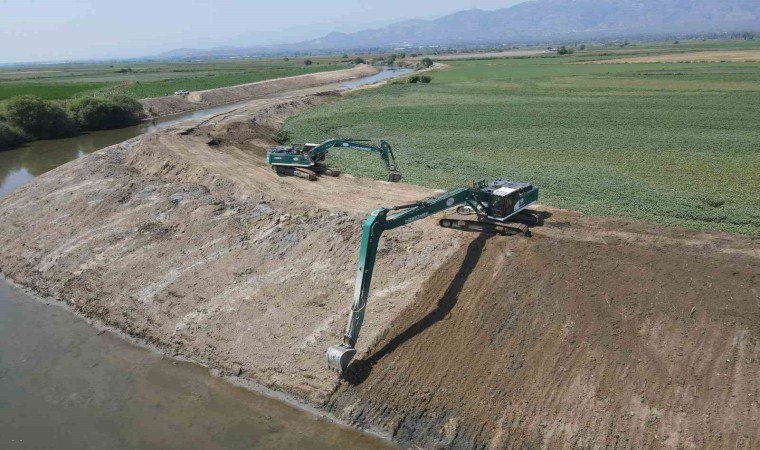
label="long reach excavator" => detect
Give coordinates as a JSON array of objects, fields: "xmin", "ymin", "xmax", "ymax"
[
  {"xmin": 326, "ymin": 179, "xmax": 540, "ymax": 375},
  {"xmin": 267, "ymin": 138, "xmax": 402, "ymax": 182}
]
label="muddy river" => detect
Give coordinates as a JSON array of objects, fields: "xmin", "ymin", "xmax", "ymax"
[{"xmin": 0, "ymin": 71, "xmax": 405, "ymax": 449}]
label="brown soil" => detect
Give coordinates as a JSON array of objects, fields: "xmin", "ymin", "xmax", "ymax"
[
  {"xmin": 332, "ymin": 217, "xmax": 759, "ymax": 449},
  {"xmin": 578, "ymin": 50, "xmax": 760, "ymax": 64},
  {"xmin": 1, "ymin": 88, "xmax": 758, "ymax": 448},
  {"xmin": 141, "ymin": 64, "xmax": 377, "ymax": 117}
]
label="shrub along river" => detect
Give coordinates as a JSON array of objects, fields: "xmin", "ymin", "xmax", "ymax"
[{"xmin": 0, "ymin": 71, "xmax": 406, "ymax": 449}]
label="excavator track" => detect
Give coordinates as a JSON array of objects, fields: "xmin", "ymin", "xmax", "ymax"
[
  {"xmin": 439, "ymin": 218, "xmax": 531, "ymax": 237},
  {"xmin": 273, "ymin": 165, "xmax": 317, "ymax": 181},
  {"xmin": 311, "ymin": 164, "xmax": 340, "ymax": 177}
]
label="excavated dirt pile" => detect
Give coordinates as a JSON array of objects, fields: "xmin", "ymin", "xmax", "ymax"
[{"xmin": 0, "ymin": 89, "xmax": 758, "ymax": 448}]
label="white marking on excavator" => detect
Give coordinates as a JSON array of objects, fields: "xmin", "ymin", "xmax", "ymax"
[{"xmin": 493, "ymin": 186, "xmax": 518, "ymax": 196}]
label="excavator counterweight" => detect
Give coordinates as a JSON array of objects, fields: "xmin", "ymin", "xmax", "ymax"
[{"xmin": 327, "ymin": 179, "xmax": 540, "ymax": 375}]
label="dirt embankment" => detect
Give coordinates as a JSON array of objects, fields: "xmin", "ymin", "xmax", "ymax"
[
  {"xmin": 0, "ymin": 93, "xmax": 461, "ymax": 405},
  {"xmin": 141, "ymin": 64, "xmax": 378, "ymax": 118},
  {"xmin": 1, "ymin": 90, "xmax": 758, "ymax": 448},
  {"xmin": 332, "ymin": 218, "xmax": 759, "ymax": 448}
]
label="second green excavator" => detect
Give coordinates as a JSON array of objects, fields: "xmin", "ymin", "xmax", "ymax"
[
  {"xmin": 267, "ymin": 138, "xmax": 402, "ymax": 182},
  {"xmin": 326, "ymin": 179, "xmax": 540, "ymax": 375}
]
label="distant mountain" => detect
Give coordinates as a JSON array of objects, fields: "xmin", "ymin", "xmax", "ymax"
[{"xmin": 158, "ymin": 0, "xmax": 760, "ymax": 58}]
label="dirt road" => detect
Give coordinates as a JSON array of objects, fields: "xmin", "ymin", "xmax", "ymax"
[
  {"xmin": 141, "ymin": 64, "xmax": 377, "ymax": 117},
  {"xmin": 1, "ymin": 89, "xmax": 758, "ymax": 448}
]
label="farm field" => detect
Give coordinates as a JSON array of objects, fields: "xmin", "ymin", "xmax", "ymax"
[
  {"xmin": 283, "ymin": 44, "xmax": 760, "ymax": 235},
  {"xmin": 0, "ymin": 57, "xmax": 346, "ymax": 101}
]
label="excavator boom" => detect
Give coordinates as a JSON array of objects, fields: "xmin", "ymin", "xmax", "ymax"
[{"xmin": 326, "ymin": 179, "xmax": 539, "ymax": 375}]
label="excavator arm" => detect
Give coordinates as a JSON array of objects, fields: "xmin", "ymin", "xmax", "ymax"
[
  {"xmin": 308, "ymin": 139, "xmax": 401, "ymax": 182},
  {"xmin": 326, "ymin": 188, "xmax": 483, "ymax": 373},
  {"xmin": 326, "ymin": 181, "xmax": 539, "ymax": 375}
]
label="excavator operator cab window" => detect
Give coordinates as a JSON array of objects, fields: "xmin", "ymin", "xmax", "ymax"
[{"xmin": 489, "ymin": 187, "xmax": 518, "ymax": 218}]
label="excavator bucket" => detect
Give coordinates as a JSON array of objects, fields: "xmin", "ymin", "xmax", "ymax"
[
  {"xmin": 388, "ymin": 171, "xmax": 402, "ymax": 183},
  {"xmin": 326, "ymin": 344, "xmax": 356, "ymax": 375}
]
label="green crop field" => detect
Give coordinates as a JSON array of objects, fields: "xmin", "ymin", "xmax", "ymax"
[
  {"xmin": 284, "ymin": 43, "xmax": 760, "ymax": 234},
  {"xmin": 0, "ymin": 58, "xmax": 346, "ymax": 101}
]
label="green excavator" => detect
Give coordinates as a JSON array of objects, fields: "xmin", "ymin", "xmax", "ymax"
[
  {"xmin": 326, "ymin": 179, "xmax": 540, "ymax": 375},
  {"xmin": 267, "ymin": 138, "xmax": 402, "ymax": 182}
]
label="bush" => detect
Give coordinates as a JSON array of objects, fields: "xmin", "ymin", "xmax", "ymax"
[
  {"xmin": 304, "ymin": 59, "xmax": 313, "ymax": 66},
  {"xmin": 3, "ymin": 95, "xmax": 77, "ymax": 139},
  {"xmin": 420, "ymin": 57, "xmax": 434, "ymax": 68},
  {"xmin": 353, "ymin": 57, "xmax": 366, "ymax": 65},
  {"xmin": 403, "ymin": 75, "xmax": 432, "ymax": 84},
  {"xmin": 68, "ymin": 95, "xmax": 143, "ymax": 131},
  {"xmin": 0, "ymin": 121, "xmax": 30, "ymax": 150}
]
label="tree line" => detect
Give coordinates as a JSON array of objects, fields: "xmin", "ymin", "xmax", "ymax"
[{"xmin": 0, "ymin": 95, "xmax": 144, "ymax": 151}]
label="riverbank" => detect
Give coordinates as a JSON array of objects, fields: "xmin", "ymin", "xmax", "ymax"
[
  {"xmin": 1, "ymin": 89, "xmax": 758, "ymax": 448},
  {"xmin": 0, "ymin": 277, "xmax": 395, "ymax": 449}
]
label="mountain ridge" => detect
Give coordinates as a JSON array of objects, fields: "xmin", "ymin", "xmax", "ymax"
[{"xmin": 158, "ymin": 0, "xmax": 760, "ymax": 59}]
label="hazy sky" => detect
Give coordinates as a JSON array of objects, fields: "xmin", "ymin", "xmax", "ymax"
[{"xmin": 0, "ymin": 0, "xmax": 527, "ymax": 63}]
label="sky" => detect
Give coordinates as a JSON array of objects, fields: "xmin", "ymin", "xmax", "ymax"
[{"xmin": 0, "ymin": 0, "xmax": 527, "ymax": 63}]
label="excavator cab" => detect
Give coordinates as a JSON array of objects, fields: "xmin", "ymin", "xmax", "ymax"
[{"xmin": 483, "ymin": 181, "xmax": 537, "ymax": 220}]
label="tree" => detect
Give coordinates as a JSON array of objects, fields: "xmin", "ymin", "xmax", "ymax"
[
  {"xmin": 341, "ymin": 53, "xmax": 349, "ymax": 59},
  {"xmin": 0, "ymin": 121, "xmax": 29, "ymax": 150},
  {"xmin": 283, "ymin": 57, "xmax": 290, "ymax": 61},
  {"xmin": 353, "ymin": 57, "xmax": 366, "ymax": 65},
  {"xmin": 579, "ymin": 44, "xmax": 586, "ymax": 51},
  {"xmin": 68, "ymin": 96, "xmax": 143, "ymax": 131},
  {"xmin": 304, "ymin": 59, "xmax": 313, "ymax": 66},
  {"xmin": 3, "ymin": 95, "xmax": 76, "ymax": 139},
  {"xmin": 420, "ymin": 57, "xmax": 434, "ymax": 68}
]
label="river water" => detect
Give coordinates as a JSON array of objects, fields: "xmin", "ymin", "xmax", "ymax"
[{"xmin": 0, "ymin": 71, "xmax": 404, "ymax": 449}]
